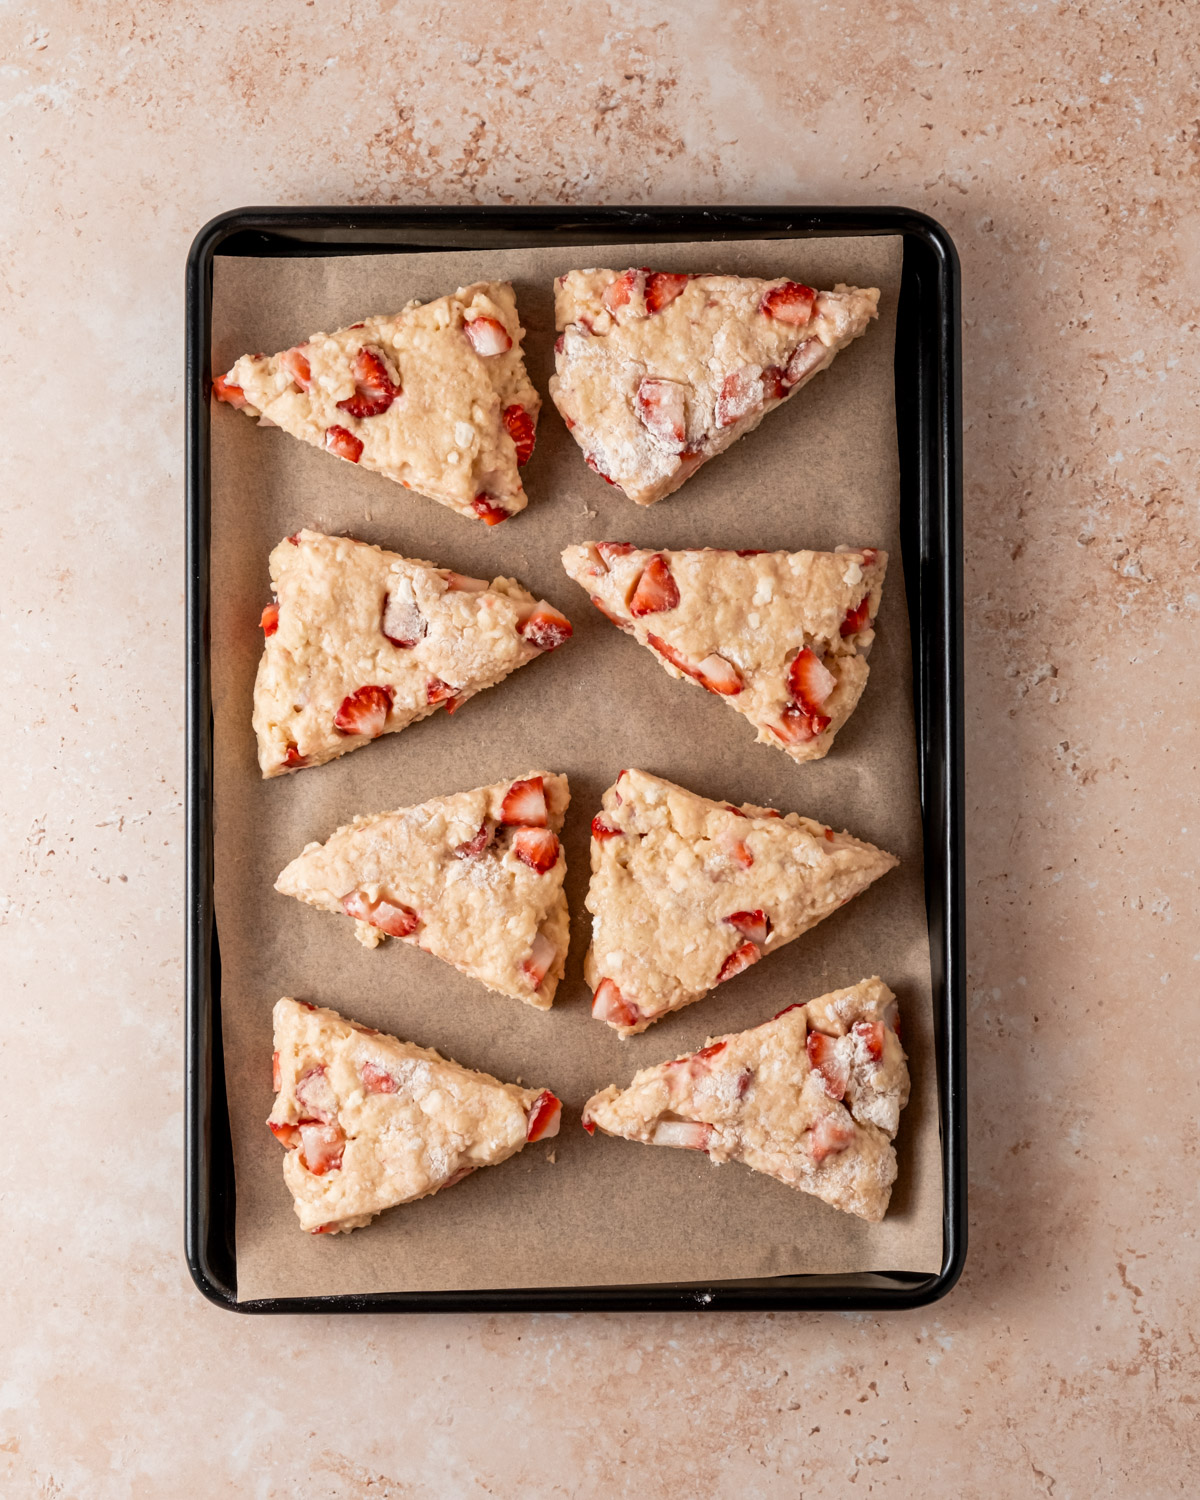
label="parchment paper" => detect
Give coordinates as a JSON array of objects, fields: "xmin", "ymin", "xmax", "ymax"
[{"xmin": 210, "ymin": 235, "xmax": 943, "ymax": 1300}]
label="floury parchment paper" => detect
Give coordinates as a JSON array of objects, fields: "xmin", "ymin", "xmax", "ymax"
[{"xmin": 209, "ymin": 235, "xmax": 942, "ymax": 1300}]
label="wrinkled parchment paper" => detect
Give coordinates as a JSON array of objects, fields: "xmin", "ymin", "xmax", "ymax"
[{"xmin": 209, "ymin": 235, "xmax": 942, "ymax": 1299}]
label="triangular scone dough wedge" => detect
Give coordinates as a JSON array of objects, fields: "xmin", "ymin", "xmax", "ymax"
[
  {"xmin": 549, "ymin": 269, "xmax": 878, "ymax": 506},
  {"xmin": 254, "ymin": 530, "xmax": 572, "ymax": 776},
  {"xmin": 562, "ymin": 542, "xmax": 885, "ymax": 763},
  {"xmin": 213, "ymin": 281, "xmax": 539, "ymax": 524},
  {"xmin": 584, "ymin": 770, "xmax": 897, "ymax": 1035},
  {"xmin": 583, "ymin": 978, "xmax": 909, "ymax": 1222},
  {"xmin": 269, "ymin": 997, "xmax": 562, "ymax": 1234},
  {"xmin": 276, "ymin": 773, "xmax": 570, "ymax": 1008}
]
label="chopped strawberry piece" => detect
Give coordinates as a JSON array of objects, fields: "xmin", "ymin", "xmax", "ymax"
[
  {"xmin": 454, "ymin": 823, "xmax": 493, "ymax": 860},
  {"xmin": 629, "ymin": 554, "xmax": 680, "ymax": 617},
  {"xmin": 736, "ymin": 1069, "xmax": 754, "ymax": 1099},
  {"xmin": 596, "ymin": 541, "xmax": 636, "ymax": 567},
  {"xmin": 603, "ymin": 268, "xmax": 644, "ymax": 311},
  {"xmin": 724, "ymin": 804, "xmax": 748, "ymax": 818},
  {"xmin": 280, "ymin": 345, "xmax": 312, "ymax": 392},
  {"xmin": 382, "ymin": 586, "xmax": 426, "ymax": 647},
  {"xmin": 784, "ymin": 338, "xmax": 827, "ymax": 385},
  {"xmin": 694, "ymin": 1041, "xmax": 728, "ymax": 1063},
  {"xmin": 554, "ymin": 333, "xmax": 565, "ymax": 355},
  {"xmin": 763, "ymin": 808, "xmax": 783, "ymax": 818},
  {"xmin": 840, "ymin": 596, "xmax": 872, "ymax": 637},
  {"xmin": 807, "ymin": 1032, "xmax": 850, "ymax": 1100},
  {"xmin": 590, "ymin": 595, "xmax": 630, "ymax": 630},
  {"xmin": 426, "ymin": 676, "xmax": 458, "ymax": 705},
  {"xmin": 860, "ymin": 548, "xmax": 878, "ymax": 567},
  {"xmin": 521, "ymin": 930, "xmax": 558, "ymax": 989},
  {"xmin": 500, "ymin": 775, "xmax": 548, "ymax": 827},
  {"xmin": 696, "ymin": 652, "xmax": 743, "ymax": 695},
  {"xmin": 808, "ymin": 1112, "xmax": 855, "ymax": 1163},
  {"xmin": 729, "ymin": 840, "xmax": 755, "ymax": 870},
  {"xmin": 715, "ymin": 366, "xmax": 762, "ymax": 428},
  {"xmin": 471, "ymin": 494, "xmax": 511, "ymax": 526},
  {"xmin": 760, "ymin": 281, "xmax": 816, "ymax": 325},
  {"xmin": 324, "ymin": 425, "xmax": 363, "ymax": 463},
  {"xmin": 312, "ymin": 1223, "xmax": 337, "ymax": 1235},
  {"xmin": 519, "ymin": 602, "xmax": 573, "ymax": 651},
  {"xmin": 646, "ymin": 632, "xmax": 702, "ymax": 681},
  {"xmin": 591, "ymin": 813, "xmax": 621, "ymax": 840},
  {"xmin": 282, "ymin": 741, "xmax": 306, "ymax": 768},
  {"xmin": 341, "ymin": 891, "xmax": 419, "ymax": 939},
  {"xmin": 584, "ymin": 452, "xmax": 618, "ymax": 485},
  {"xmin": 512, "ymin": 827, "xmax": 560, "ymax": 874},
  {"xmin": 333, "ymin": 684, "xmax": 393, "ymax": 738},
  {"xmin": 260, "ymin": 603, "xmax": 279, "ymax": 637},
  {"xmin": 212, "ymin": 373, "xmax": 249, "ymax": 408},
  {"xmin": 652, "ymin": 1119, "xmax": 712, "ymax": 1150},
  {"xmin": 773, "ymin": 1002, "xmax": 803, "ymax": 1020},
  {"xmin": 361, "ymin": 1061, "xmax": 397, "ymax": 1095},
  {"xmin": 853, "ymin": 1019, "xmax": 886, "ymax": 1063},
  {"xmin": 726, "ymin": 909, "xmax": 771, "ymax": 945},
  {"xmin": 502, "ymin": 403, "xmax": 536, "ymax": 466},
  {"xmin": 773, "ymin": 702, "xmax": 830, "ymax": 744},
  {"xmin": 269, "ymin": 1121, "xmax": 302, "ymax": 1149},
  {"xmin": 464, "ymin": 316, "xmax": 512, "ymax": 356},
  {"xmin": 735, "ymin": 549, "xmax": 767, "ymax": 557},
  {"xmin": 592, "ymin": 977, "xmax": 640, "ymax": 1029},
  {"xmin": 635, "ymin": 377, "xmax": 687, "ymax": 451},
  {"xmin": 525, "ymin": 1090, "xmax": 562, "ymax": 1142},
  {"xmin": 760, "ymin": 364, "xmax": 788, "ymax": 402},
  {"xmin": 299, "ymin": 1120, "xmax": 346, "ymax": 1175},
  {"xmin": 716, "ymin": 941, "xmax": 761, "ymax": 984},
  {"xmin": 272, "ymin": 1051, "xmax": 281, "ymax": 1091},
  {"xmin": 644, "ymin": 271, "xmax": 689, "ymax": 313},
  {"xmin": 444, "ymin": 572, "xmax": 489, "ymax": 593},
  {"xmin": 337, "ymin": 346, "xmax": 401, "ymax": 418},
  {"xmin": 581, "ymin": 1113, "xmax": 597, "ymax": 1135},
  {"xmin": 788, "ymin": 647, "xmax": 836, "ymax": 712}
]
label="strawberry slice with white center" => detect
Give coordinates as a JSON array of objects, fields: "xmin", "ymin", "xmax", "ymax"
[
  {"xmin": 299, "ymin": 1120, "xmax": 346, "ymax": 1175},
  {"xmin": 471, "ymin": 494, "xmax": 511, "ymax": 525},
  {"xmin": 696, "ymin": 653, "xmax": 743, "ymax": 695},
  {"xmin": 785, "ymin": 338, "xmax": 827, "ymax": 385},
  {"xmin": 629, "ymin": 555, "xmax": 680, "ymax": 617},
  {"xmin": 807, "ymin": 1032, "xmax": 850, "ymax": 1100},
  {"xmin": 760, "ymin": 281, "xmax": 816, "ymax": 325},
  {"xmin": 521, "ymin": 930, "xmax": 558, "ymax": 989},
  {"xmin": 760, "ymin": 364, "xmax": 788, "ymax": 402},
  {"xmin": 602, "ymin": 267, "xmax": 644, "ymax": 311},
  {"xmin": 651, "ymin": 1119, "xmax": 712, "ymax": 1150},
  {"xmin": 337, "ymin": 346, "xmax": 401, "ymax": 418},
  {"xmin": 840, "ymin": 596, "xmax": 872, "ymax": 638},
  {"xmin": 500, "ymin": 775, "xmax": 548, "ymax": 827},
  {"xmin": 464, "ymin": 316, "xmax": 512, "ymax": 356},
  {"xmin": 596, "ymin": 541, "xmax": 636, "ymax": 568},
  {"xmin": 788, "ymin": 647, "xmax": 836, "ymax": 713},
  {"xmin": 634, "ymin": 377, "xmax": 687, "ymax": 452},
  {"xmin": 333, "ymin": 685, "xmax": 393, "ymax": 738},
  {"xmin": 525, "ymin": 1089, "xmax": 562, "ymax": 1141},
  {"xmin": 518, "ymin": 602, "xmax": 573, "ymax": 651},
  {"xmin": 644, "ymin": 271, "xmax": 689, "ymax": 313},
  {"xmin": 213, "ymin": 373, "xmax": 249, "ymax": 408},
  {"xmin": 807, "ymin": 1112, "xmax": 855, "ymax": 1164},
  {"xmin": 512, "ymin": 827, "xmax": 560, "ymax": 874},
  {"xmin": 381, "ymin": 582, "xmax": 426, "ymax": 647},
  {"xmin": 342, "ymin": 891, "xmax": 419, "ymax": 939},
  {"xmin": 773, "ymin": 702, "xmax": 830, "ymax": 744},
  {"xmin": 715, "ymin": 365, "xmax": 763, "ymax": 428},
  {"xmin": 260, "ymin": 603, "xmax": 279, "ymax": 637},
  {"xmin": 716, "ymin": 941, "xmax": 761, "ymax": 984},
  {"xmin": 324, "ymin": 425, "xmax": 363, "ymax": 463},
  {"xmin": 592, "ymin": 977, "xmax": 641, "ymax": 1029},
  {"xmin": 726, "ymin": 909, "xmax": 771, "ymax": 946},
  {"xmin": 853, "ymin": 1019, "xmax": 885, "ymax": 1063},
  {"xmin": 591, "ymin": 813, "xmax": 621, "ymax": 840},
  {"xmin": 361, "ymin": 1061, "xmax": 397, "ymax": 1095},
  {"xmin": 453, "ymin": 823, "xmax": 494, "ymax": 860},
  {"xmin": 280, "ymin": 345, "xmax": 312, "ymax": 392},
  {"xmin": 269, "ymin": 1121, "xmax": 302, "ymax": 1149},
  {"xmin": 502, "ymin": 403, "xmax": 536, "ymax": 465}
]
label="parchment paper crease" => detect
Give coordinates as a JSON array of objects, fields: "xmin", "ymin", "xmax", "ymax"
[{"xmin": 210, "ymin": 235, "xmax": 943, "ymax": 1299}]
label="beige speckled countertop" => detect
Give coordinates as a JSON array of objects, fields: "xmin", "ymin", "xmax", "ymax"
[{"xmin": 2, "ymin": 4, "xmax": 1197, "ymax": 1495}]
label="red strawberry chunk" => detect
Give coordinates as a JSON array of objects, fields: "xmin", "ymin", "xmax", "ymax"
[
  {"xmin": 736, "ymin": 1069, "xmax": 754, "ymax": 1099},
  {"xmin": 784, "ymin": 338, "xmax": 827, "ymax": 385},
  {"xmin": 454, "ymin": 823, "xmax": 493, "ymax": 860},
  {"xmin": 697, "ymin": 652, "xmax": 743, "ymax": 695},
  {"xmin": 444, "ymin": 572, "xmax": 489, "ymax": 593},
  {"xmin": 788, "ymin": 647, "xmax": 836, "ymax": 712},
  {"xmin": 299, "ymin": 1120, "xmax": 346, "ymax": 1175},
  {"xmin": 502, "ymin": 403, "xmax": 536, "ymax": 466},
  {"xmin": 726, "ymin": 909, "xmax": 771, "ymax": 945},
  {"xmin": 596, "ymin": 541, "xmax": 636, "ymax": 567},
  {"xmin": 808, "ymin": 1112, "xmax": 855, "ymax": 1163},
  {"xmin": 526, "ymin": 1090, "xmax": 562, "ymax": 1142},
  {"xmin": 272, "ymin": 1050, "xmax": 281, "ymax": 1091},
  {"xmin": 581, "ymin": 1112, "xmax": 597, "ymax": 1135},
  {"xmin": 715, "ymin": 366, "xmax": 763, "ymax": 428},
  {"xmin": 464, "ymin": 316, "xmax": 512, "ymax": 356},
  {"xmin": 644, "ymin": 271, "xmax": 689, "ymax": 313},
  {"xmin": 590, "ymin": 595, "xmax": 631, "ymax": 630},
  {"xmin": 860, "ymin": 548, "xmax": 878, "ymax": 567},
  {"xmin": 760, "ymin": 281, "xmax": 816, "ymax": 325},
  {"xmin": 773, "ymin": 1002, "xmax": 803, "ymax": 1020},
  {"xmin": 635, "ymin": 377, "xmax": 687, "ymax": 452},
  {"xmin": 629, "ymin": 555, "xmax": 680, "ymax": 617},
  {"xmin": 260, "ymin": 603, "xmax": 279, "ymax": 637},
  {"xmin": 282, "ymin": 741, "xmax": 307, "ymax": 768},
  {"xmin": 512, "ymin": 827, "xmax": 560, "ymax": 874},
  {"xmin": 426, "ymin": 676, "xmax": 458, "ymax": 706},
  {"xmin": 807, "ymin": 1032, "xmax": 850, "ymax": 1100},
  {"xmin": 337, "ymin": 346, "xmax": 400, "ymax": 418},
  {"xmin": 585, "ymin": 452, "xmax": 618, "ymax": 485},
  {"xmin": 212, "ymin": 373, "xmax": 249, "ymax": 408},
  {"xmin": 694, "ymin": 1041, "xmax": 729, "ymax": 1063},
  {"xmin": 760, "ymin": 364, "xmax": 788, "ymax": 402},
  {"xmin": 501, "ymin": 775, "xmax": 548, "ymax": 827},
  {"xmin": 521, "ymin": 930, "xmax": 558, "ymax": 990},
  {"xmin": 381, "ymin": 587, "xmax": 426, "ymax": 647},
  {"xmin": 853, "ymin": 1019, "xmax": 885, "ymax": 1063},
  {"xmin": 729, "ymin": 840, "xmax": 755, "ymax": 870},
  {"xmin": 280, "ymin": 345, "xmax": 312, "ymax": 392},
  {"xmin": 652, "ymin": 1120, "xmax": 712, "ymax": 1150},
  {"xmin": 341, "ymin": 891, "xmax": 419, "ymax": 939},
  {"xmin": 269, "ymin": 1121, "xmax": 302, "ymax": 1149},
  {"xmin": 333, "ymin": 684, "xmax": 393, "ymax": 738},
  {"xmin": 646, "ymin": 632, "xmax": 702, "ymax": 681},
  {"xmin": 361, "ymin": 1061, "xmax": 397, "ymax": 1095},
  {"xmin": 603, "ymin": 267, "xmax": 644, "ymax": 311},
  {"xmin": 519, "ymin": 602, "xmax": 573, "ymax": 651},
  {"xmin": 716, "ymin": 941, "xmax": 761, "ymax": 984},
  {"xmin": 591, "ymin": 813, "xmax": 621, "ymax": 840},
  {"xmin": 592, "ymin": 977, "xmax": 640, "ymax": 1029},
  {"xmin": 471, "ymin": 494, "xmax": 511, "ymax": 526},
  {"xmin": 324, "ymin": 425, "xmax": 363, "ymax": 462},
  {"xmin": 841, "ymin": 596, "xmax": 872, "ymax": 637},
  {"xmin": 773, "ymin": 703, "xmax": 830, "ymax": 745}
]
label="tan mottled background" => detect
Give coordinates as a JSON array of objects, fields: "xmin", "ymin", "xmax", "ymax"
[{"xmin": 1, "ymin": 2, "xmax": 1197, "ymax": 1496}]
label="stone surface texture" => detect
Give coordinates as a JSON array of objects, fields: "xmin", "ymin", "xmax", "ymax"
[{"xmin": 1, "ymin": 2, "xmax": 1197, "ymax": 1495}]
